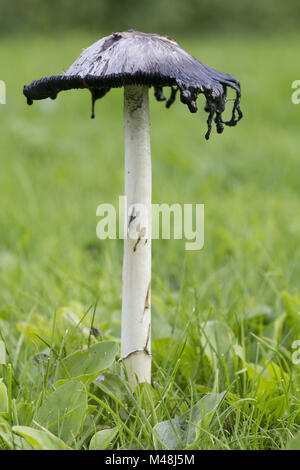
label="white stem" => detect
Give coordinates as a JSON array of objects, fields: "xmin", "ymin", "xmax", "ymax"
[{"xmin": 121, "ymin": 85, "xmax": 152, "ymax": 387}]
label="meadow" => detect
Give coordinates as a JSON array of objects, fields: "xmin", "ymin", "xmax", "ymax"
[{"xmin": 0, "ymin": 31, "xmax": 300, "ymax": 450}]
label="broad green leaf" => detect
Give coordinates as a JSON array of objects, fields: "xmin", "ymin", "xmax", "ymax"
[
  {"xmin": 13, "ymin": 425, "xmax": 71, "ymax": 450},
  {"xmin": 189, "ymin": 391, "xmax": 226, "ymax": 420},
  {"xmin": 154, "ymin": 391, "xmax": 226, "ymax": 450},
  {"xmin": 89, "ymin": 426, "xmax": 118, "ymax": 450},
  {"xmin": 0, "ymin": 417, "xmax": 30, "ymax": 450},
  {"xmin": 153, "ymin": 418, "xmax": 180, "ymax": 450},
  {"xmin": 264, "ymin": 313, "xmax": 286, "ymax": 343},
  {"xmin": 195, "ymin": 385, "xmax": 211, "ymax": 394},
  {"xmin": 245, "ymin": 305, "xmax": 272, "ymax": 320},
  {"xmin": 266, "ymin": 395, "xmax": 286, "ymax": 419},
  {"xmin": 286, "ymin": 432, "xmax": 300, "ymax": 450},
  {"xmin": 226, "ymin": 392, "xmax": 255, "ymax": 413},
  {"xmin": 0, "ymin": 417, "xmax": 12, "ymax": 448},
  {"xmin": 94, "ymin": 371, "xmax": 129, "ymax": 404},
  {"xmin": 282, "ymin": 291, "xmax": 300, "ymax": 318},
  {"xmin": 15, "ymin": 398, "xmax": 34, "ymax": 426},
  {"xmin": 36, "ymin": 380, "xmax": 87, "ymax": 444},
  {"xmin": 247, "ymin": 363, "xmax": 272, "ymax": 397},
  {"xmin": 200, "ymin": 321, "xmax": 236, "ymax": 366},
  {"xmin": 0, "ymin": 341, "xmax": 6, "ymax": 364},
  {"xmin": 86, "ymin": 405, "xmax": 97, "ymax": 415},
  {"xmin": 56, "ymin": 341, "xmax": 118, "ymax": 385},
  {"xmin": 0, "ymin": 380, "xmax": 8, "ymax": 414},
  {"xmin": 266, "ymin": 361, "xmax": 289, "ymax": 382},
  {"xmin": 247, "ymin": 361, "xmax": 288, "ymax": 398},
  {"xmin": 282, "ymin": 291, "xmax": 300, "ymax": 336}
]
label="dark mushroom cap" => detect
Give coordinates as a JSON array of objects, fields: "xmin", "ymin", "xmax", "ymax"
[{"xmin": 23, "ymin": 30, "xmax": 242, "ymax": 139}]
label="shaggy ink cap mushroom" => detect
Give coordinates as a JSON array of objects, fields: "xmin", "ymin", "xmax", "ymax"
[
  {"xmin": 23, "ymin": 30, "xmax": 243, "ymax": 139},
  {"xmin": 23, "ymin": 30, "xmax": 243, "ymax": 386}
]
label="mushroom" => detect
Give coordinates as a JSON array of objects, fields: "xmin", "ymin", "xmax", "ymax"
[{"xmin": 23, "ymin": 30, "xmax": 243, "ymax": 387}]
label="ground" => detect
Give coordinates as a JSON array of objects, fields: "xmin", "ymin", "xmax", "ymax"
[{"xmin": 0, "ymin": 32, "xmax": 299, "ymax": 450}]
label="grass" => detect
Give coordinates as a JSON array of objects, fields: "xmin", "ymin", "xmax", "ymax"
[{"xmin": 0, "ymin": 31, "xmax": 300, "ymax": 450}]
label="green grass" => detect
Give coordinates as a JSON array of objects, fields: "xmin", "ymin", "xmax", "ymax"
[{"xmin": 0, "ymin": 31, "xmax": 300, "ymax": 450}]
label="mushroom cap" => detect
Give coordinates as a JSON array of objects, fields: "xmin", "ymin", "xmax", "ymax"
[{"xmin": 23, "ymin": 30, "xmax": 242, "ymax": 139}]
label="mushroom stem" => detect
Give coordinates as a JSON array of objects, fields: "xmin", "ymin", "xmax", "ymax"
[{"xmin": 121, "ymin": 85, "xmax": 152, "ymax": 387}]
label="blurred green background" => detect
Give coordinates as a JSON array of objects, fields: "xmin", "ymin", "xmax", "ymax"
[
  {"xmin": 0, "ymin": 0, "xmax": 300, "ymax": 345},
  {"xmin": 1, "ymin": 0, "xmax": 300, "ymax": 36},
  {"xmin": 0, "ymin": 1, "xmax": 300, "ymax": 449}
]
